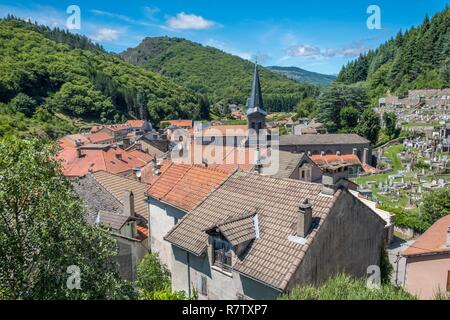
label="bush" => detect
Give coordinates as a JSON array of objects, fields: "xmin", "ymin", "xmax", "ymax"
[{"xmin": 279, "ymin": 274, "xmax": 415, "ymax": 300}]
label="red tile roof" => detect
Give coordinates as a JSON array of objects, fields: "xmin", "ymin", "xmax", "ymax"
[
  {"xmin": 87, "ymin": 131, "xmax": 114, "ymax": 144},
  {"xmin": 148, "ymin": 163, "xmax": 231, "ymax": 212},
  {"xmin": 126, "ymin": 120, "xmax": 145, "ymax": 128},
  {"xmin": 160, "ymin": 120, "xmax": 193, "ymax": 128},
  {"xmin": 310, "ymin": 154, "xmax": 362, "ymax": 167},
  {"xmin": 57, "ymin": 146, "xmax": 153, "ymax": 177},
  {"xmin": 402, "ymin": 215, "xmax": 450, "ymax": 257},
  {"xmin": 140, "ymin": 159, "xmax": 173, "ymax": 185}
]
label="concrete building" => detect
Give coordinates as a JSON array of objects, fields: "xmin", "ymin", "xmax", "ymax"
[
  {"xmin": 278, "ymin": 134, "xmax": 373, "ymax": 165},
  {"xmin": 402, "ymin": 215, "xmax": 450, "ymax": 299},
  {"xmin": 164, "ymin": 171, "xmax": 386, "ymax": 300}
]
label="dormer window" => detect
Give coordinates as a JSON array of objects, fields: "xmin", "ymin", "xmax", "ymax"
[
  {"xmin": 213, "ymin": 238, "xmax": 233, "ymax": 271},
  {"xmin": 204, "ymin": 211, "xmax": 259, "ymax": 272}
]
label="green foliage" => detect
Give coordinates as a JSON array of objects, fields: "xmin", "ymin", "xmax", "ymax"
[
  {"xmin": 380, "ymin": 248, "xmax": 393, "ymax": 284},
  {"xmin": 355, "ymin": 108, "xmax": 381, "ymax": 144},
  {"xmin": 0, "ymin": 137, "xmax": 134, "ymax": 299},
  {"xmin": 120, "ymin": 37, "xmax": 320, "ymax": 112},
  {"xmin": 383, "ymin": 112, "xmax": 399, "ymax": 139},
  {"xmin": 9, "ymin": 93, "xmax": 37, "ymax": 117},
  {"xmin": 136, "ymin": 253, "xmax": 192, "ymax": 300},
  {"xmin": 137, "ymin": 253, "xmax": 171, "ymax": 293},
  {"xmin": 380, "ymin": 205, "xmax": 428, "ymax": 233},
  {"xmin": 0, "ymin": 18, "xmax": 203, "ymax": 132},
  {"xmin": 279, "ymin": 274, "xmax": 416, "ymax": 300},
  {"xmin": 317, "ymin": 83, "xmax": 369, "ymax": 133},
  {"xmin": 339, "ymin": 106, "xmax": 359, "ymax": 132},
  {"xmin": 420, "ymin": 187, "xmax": 450, "ymax": 227},
  {"xmin": 337, "ymin": 7, "xmax": 450, "ymax": 98}
]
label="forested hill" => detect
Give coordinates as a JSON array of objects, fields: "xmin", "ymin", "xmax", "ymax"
[
  {"xmin": 0, "ymin": 18, "xmax": 201, "ymax": 138},
  {"xmin": 267, "ymin": 66, "xmax": 336, "ymax": 86},
  {"xmin": 336, "ymin": 6, "xmax": 450, "ymax": 99},
  {"xmin": 120, "ymin": 37, "xmax": 319, "ymax": 112}
]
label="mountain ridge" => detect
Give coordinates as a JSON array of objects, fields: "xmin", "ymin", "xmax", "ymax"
[
  {"xmin": 267, "ymin": 66, "xmax": 336, "ymax": 86},
  {"xmin": 120, "ymin": 36, "xmax": 319, "ymax": 112}
]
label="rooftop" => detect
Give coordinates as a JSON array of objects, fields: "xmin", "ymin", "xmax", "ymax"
[
  {"xmin": 402, "ymin": 215, "xmax": 450, "ymax": 257},
  {"xmin": 279, "ymin": 134, "xmax": 370, "ymax": 146},
  {"xmin": 57, "ymin": 145, "xmax": 153, "ymax": 177},
  {"xmin": 165, "ymin": 171, "xmax": 341, "ymax": 290},
  {"xmin": 73, "ymin": 172, "xmax": 149, "ymax": 241},
  {"xmin": 148, "ymin": 163, "xmax": 231, "ymax": 212}
]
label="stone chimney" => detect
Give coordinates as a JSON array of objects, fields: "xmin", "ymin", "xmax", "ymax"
[
  {"xmin": 362, "ymin": 148, "xmax": 370, "ymax": 165},
  {"xmin": 321, "ymin": 169, "xmax": 349, "ymax": 196},
  {"xmin": 297, "ymin": 199, "xmax": 312, "ymax": 238},
  {"xmin": 123, "ymin": 191, "xmax": 135, "ymax": 217}
]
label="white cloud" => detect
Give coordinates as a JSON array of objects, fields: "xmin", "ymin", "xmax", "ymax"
[
  {"xmin": 91, "ymin": 28, "xmax": 121, "ymax": 42},
  {"xmin": 205, "ymin": 38, "xmax": 252, "ymax": 60},
  {"xmin": 166, "ymin": 12, "xmax": 216, "ymax": 30},
  {"xmin": 288, "ymin": 45, "xmax": 321, "ymax": 57},
  {"xmin": 288, "ymin": 43, "xmax": 368, "ymax": 59}
]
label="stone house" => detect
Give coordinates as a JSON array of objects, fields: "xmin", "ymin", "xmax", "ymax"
[
  {"xmin": 279, "ymin": 134, "xmax": 373, "ymax": 166},
  {"xmin": 164, "ymin": 171, "xmax": 386, "ymax": 300},
  {"xmin": 73, "ymin": 171, "xmax": 150, "ymax": 281}
]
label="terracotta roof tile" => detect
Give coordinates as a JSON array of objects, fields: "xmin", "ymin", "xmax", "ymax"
[
  {"xmin": 148, "ymin": 163, "xmax": 230, "ymax": 212},
  {"xmin": 161, "ymin": 120, "xmax": 193, "ymax": 128},
  {"xmin": 164, "ymin": 171, "xmax": 340, "ymax": 290},
  {"xmin": 57, "ymin": 146, "xmax": 153, "ymax": 177},
  {"xmin": 402, "ymin": 215, "xmax": 450, "ymax": 257}
]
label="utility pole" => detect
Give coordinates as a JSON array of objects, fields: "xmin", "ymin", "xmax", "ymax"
[{"xmin": 395, "ymin": 252, "xmax": 401, "ymax": 286}]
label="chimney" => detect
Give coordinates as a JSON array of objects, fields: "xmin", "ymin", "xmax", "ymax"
[
  {"xmin": 297, "ymin": 199, "xmax": 312, "ymax": 238},
  {"xmin": 362, "ymin": 148, "xmax": 370, "ymax": 165},
  {"xmin": 321, "ymin": 170, "xmax": 348, "ymax": 196},
  {"xmin": 123, "ymin": 191, "xmax": 135, "ymax": 217},
  {"xmin": 447, "ymin": 227, "xmax": 450, "ymax": 247},
  {"xmin": 321, "ymin": 151, "xmax": 325, "ymax": 156},
  {"xmin": 77, "ymin": 148, "xmax": 83, "ymax": 158},
  {"xmin": 353, "ymin": 148, "xmax": 358, "ymax": 156},
  {"xmin": 123, "ymin": 138, "xmax": 131, "ymax": 149},
  {"xmin": 115, "ymin": 153, "xmax": 122, "ymax": 161}
]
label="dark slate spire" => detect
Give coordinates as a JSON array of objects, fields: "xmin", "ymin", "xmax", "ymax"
[{"xmin": 246, "ymin": 63, "xmax": 267, "ymax": 116}]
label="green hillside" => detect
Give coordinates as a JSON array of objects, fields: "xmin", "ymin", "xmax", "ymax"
[
  {"xmin": 120, "ymin": 37, "xmax": 319, "ymax": 112},
  {"xmin": 336, "ymin": 6, "xmax": 450, "ymax": 100},
  {"xmin": 267, "ymin": 66, "xmax": 336, "ymax": 86},
  {"xmin": 0, "ymin": 18, "xmax": 202, "ymax": 138}
]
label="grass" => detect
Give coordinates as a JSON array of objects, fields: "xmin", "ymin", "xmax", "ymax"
[{"xmin": 279, "ymin": 274, "xmax": 415, "ymax": 300}]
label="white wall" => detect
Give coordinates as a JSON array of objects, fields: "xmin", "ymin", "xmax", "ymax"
[{"xmin": 148, "ymin": 198, "xmax": 186, "ymax": 271}]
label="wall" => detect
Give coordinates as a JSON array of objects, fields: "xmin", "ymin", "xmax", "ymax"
[
  {"xmin": 404, "ymin": 254, "xmax": 450, "ymax": 299},
  {"xmin": 287, "ymin": 189, "xmax": 386, "ymax": 289},
  {"xmin": 280, "ymin": 143, "xmax": 372, "ymax": 165},
  {"xmin": 148, "ymin": 198, "xmax": 186, "ymax": 270},
  {"xmin": 171, "ymin": 246, "xmax": 280, "ymax": 300},
  {"xmin": 114, "ymin": 236, "xmax": 148, "ymax": 281}
]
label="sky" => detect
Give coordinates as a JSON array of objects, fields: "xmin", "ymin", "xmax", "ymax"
[{"xmin": 0, "ymin": 1, "xmax": 448, "ymax": 75}]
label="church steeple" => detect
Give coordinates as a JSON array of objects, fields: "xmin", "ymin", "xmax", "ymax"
[
  {"xmin": 247, "ymin": 62, "xmax": 267, "ymax": 131},
  {"xmin": 246, "ymin": 63, "xmax": 267, "ymax": 116}
]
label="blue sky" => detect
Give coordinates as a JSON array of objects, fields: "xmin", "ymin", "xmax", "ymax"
[{"xmin": 0, "ymin": 1, "xmax": 448, "ymax": 74}]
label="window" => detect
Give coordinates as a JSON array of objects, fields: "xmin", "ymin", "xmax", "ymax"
[
  {"xmin": 213, "ymin": 239, "xmax": 233, "ymax": 271},
  {"xmin": 197, "ymin": 275, "xmax": 207, "ymax": 296}
]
